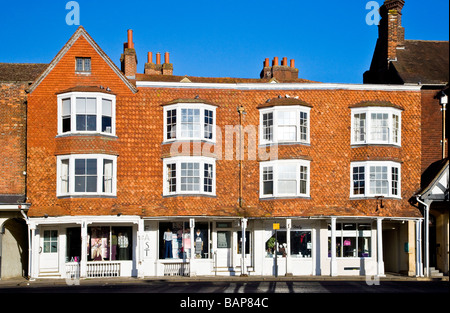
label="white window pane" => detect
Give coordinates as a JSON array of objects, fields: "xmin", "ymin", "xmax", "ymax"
[
  {"xmin": 278, "ymin": 164, "xmax": 296, "ymax": 179},
  {"xmin": 86, "ymin": 98, "xmax": 97, "ymax": 114},
  {"xmin": 102, "ymin": 99, "xmax": 112, "ymax": 116},
  {"xmin": 278, "ymin": 180, "xmax": 297, "ymax": 194},
  {"xmin": 76, "ymin": 98, "xmax": 86, "ymax": 113},
  {"xmin": 62, "ymin": 99, "xmax": 71, "ymax": 116}
]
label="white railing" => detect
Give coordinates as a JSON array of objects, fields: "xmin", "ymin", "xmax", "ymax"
[
  {"xmin": 87, "ymin": 262, "xmax": 121, "ymax": 278},
  {"xmin": 65, "ymin": 262, "xmax": 80, "ymax": 279},
  {"xmin": 65, "ymin": 261, "xmax": 121, "ymax": 278},
  {"xmin": 163, "ymin": 262, "xmax": 190, "ymax": 276}
]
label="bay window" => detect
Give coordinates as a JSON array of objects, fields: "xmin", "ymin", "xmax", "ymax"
[
  {"xmin": 57, "ymin": 154, "xmax": 117, "ymax": 197},
  {"xmin": 351, "ymin": 107, "xmax": 401, "ymax": 146},
  {"xmin": 350, "ymin": 161, "xmax": 401, "ymax": 198},
  {"xmin": 260, "ymin": 106, "xmax": 310, "ymax": 145},
  {"xmin": 260, "ymin": 160, "xmax": 310, "ymax": 198},
  {"xmin": 163, "ymin": 103, "xmax": 216, "ymax": 142},
  {"xmin": 163, "ymin": 156, "xmax": 216, "ymax": 196},
  {"xmin": 57, "ymin": 92, "xmax": 116, "ymax": 136}
]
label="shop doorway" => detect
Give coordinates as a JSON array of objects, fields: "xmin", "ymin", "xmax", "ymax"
[
  {"xmin": 216, "ymin": 230, "xmax": 232, "ymax": 268},
  {"xmin": 39, "ymin": 228, "xmax": 59, "ymax": 273}
]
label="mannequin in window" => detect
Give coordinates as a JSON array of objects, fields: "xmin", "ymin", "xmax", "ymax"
[
  {"xmin": 183, "ymin": 228, "xmax": 191, "ymax": 258},
  {"xmin": 164, "ymin": 228, "xmax": 173, "ymax": 259},
  {"xmin": 118, "ymin": 232, "xmax": 129, "ymax": 260},
  {"xmin": 195, "ymin": 229, "xmax": 204, "ymax": 258}
]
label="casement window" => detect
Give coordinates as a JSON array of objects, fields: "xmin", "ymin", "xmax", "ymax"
[
  {"xmin": 57, "ymin": 154, "xmax": 117, "ymax": 197},
  {"xmin": 351, "ymin": 107, "xmax": 401, "ymax": 146},
  {"xmin": 259, "ymin": 106, "xmax": 311, "ymax": 145},
  {"xmin": 57, "ymin": 92, "xmax": 116, "ymax": 136},
  {"xmin": 260, "ymin": 159, "xmax": 310, "ymax": 198},
  {"xmin": 163, "ymin": 103, "xmax": 216, "ymax": 142},
  {"xmin": 76, "ymin": 57, "xmax": 91, "ymax": 73},
  {"xmin": 163, "ymin": 157, "xmax": 216, "ymax": 196},
  {"xmin": 350, "ymin": 161, "xmax": 401, "ymax": 198},
  {"xmin": 328, "ymin": 223, "xmax": 372, "ymax": 258}
]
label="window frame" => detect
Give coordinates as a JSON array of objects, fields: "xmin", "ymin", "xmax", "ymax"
[
  {"xmin": 327, "ymin": 222, "xmax": 373, "ymax": 259},
  {"xmin": 57, "ymin": 92, "xmax": 116, "ymax": 136},
  {"xmin": 259, "ymin": 106, "xmax": 311, "ymax": 145},
  {"xmin": 259, "ymin": 159, "xmax": 311, "ymax": 199},
  {"xmin": 350, "ymin": 161, "xmax": 401, "ymax": 199},
  {"xmin": 163, "ymin": 103, "xmax": 217, "ymax": 143},
  {"xmin": 75, "ymin": 57, "xmax": 91, "ymax": 74},
  {"xmin": 163, "ymin": 156, "xmax": 216, "ymax": 196},
  {"xmin": 350, "ymin": 107, "xmax": 402, "ymax": 146},
  {"xmin": 57, "ymin": 154, "xmax": 117, "ymax": 197}
]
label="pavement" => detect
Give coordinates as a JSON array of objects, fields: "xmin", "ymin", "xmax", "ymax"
[{"xmin": 0, "ymin": 272, "xmax": 447, "ymax": 289}]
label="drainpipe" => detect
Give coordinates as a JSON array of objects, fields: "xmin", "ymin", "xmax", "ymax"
[
  {"xmin": 416, "ymin": 196, "xmax": 430, "ymax": 277},
  {"xmin": 237, "ymin": 106, "xmax": 245, "ymax": 209},
  {"xmin": 440, "ymin": 92, "xmax": 448, "ymax": 159},
  {"xmin": 20, "ymin": 209, "xmax": 32, "ymax": 280}
]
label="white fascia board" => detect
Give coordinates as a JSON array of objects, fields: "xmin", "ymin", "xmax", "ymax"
[{"xmin": 136, "ymin": 81, "xmax": 422, "ymax": 92}]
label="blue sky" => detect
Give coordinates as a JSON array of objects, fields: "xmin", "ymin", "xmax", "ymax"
[{"xmin": 0, "ymin": 0, "xmax": 448, "ymax": 83}]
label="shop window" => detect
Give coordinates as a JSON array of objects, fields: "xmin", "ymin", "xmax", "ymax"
[
  {"xmin": 265, "ymin": 231, "xmax": 287, "ymax": 258},
  {"xmin": 290, "ymin": 230, "xmax": 312, "ymax": 258},
  {"xmin": 327, "ymin": 222, "xmax": 372, "ymax": 258},
  {"xmin": 66, "ymin": 227, "xmax": 81, "ymax": 262},
  {"xmin": 88, "ymin": 226, "xmax": 132, "ymax": 261},
  {"xmin": 159, "ymin": 222, "xmax": 210, "ymax": 259},
  {"xmin": 237, "ymin": 231, "xmax": 250, "ymax": 255}
]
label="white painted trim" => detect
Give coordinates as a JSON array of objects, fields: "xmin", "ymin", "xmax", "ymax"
[{"xmin": 136, "ymin": 81, "xmax": 422, "ymax": 91}]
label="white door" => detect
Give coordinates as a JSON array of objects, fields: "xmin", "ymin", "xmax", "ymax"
[
  {"xmin": 216, "ymin": 230, "xmax": 232, "ymax": 268},
  {"xmin": 39, "ymin": 228, "xmax": 59, "ymax": 273}
]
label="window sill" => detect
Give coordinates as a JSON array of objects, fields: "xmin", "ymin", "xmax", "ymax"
[
  {"xmin": 163, "ymin": 193, "xmax": 217, "ymax": 198},
  {"xmin": 349, "ymin": 196, "xmax": 401, "ymax": 200},
  {"xmin": 56, "ymin": 133, "xmax": 118, "ymax": 139},
  {"xmin": 259, "ymin": 142, "xmax": 310, "ymax": 148},
  {"xmin": 351, "ymin": 143, "xmax": 401, "ymax": 148},
  {"xmin": 260, "ymin": 196, "xmax": 311, "ymax": 200},
  {"xmin": 57, "ymin": 195, "xmax": 117, "ymax": 199},
  {"xmin": 162, "ymin": 139, "xmax": 216, "ymax": 145}
]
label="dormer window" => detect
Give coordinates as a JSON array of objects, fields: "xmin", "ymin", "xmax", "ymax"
[
  {"xmin": 57, "ymin": 91, "xmax": 116, "ymax": 136},
  {"xmin": 76, "ymin": 57, "xmax": 91, "ymax": 73}
]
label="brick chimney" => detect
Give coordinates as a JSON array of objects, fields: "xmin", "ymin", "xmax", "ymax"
[
  {"xmin": 260, "ymin": 56, "xmax": 299, "ymax": 80},
  {"xmin": 144, "ymin": 51, "xmax": 173, "ymax": 75},
  {"xmin": 120, "ymin": 29, "xmax": 137, "ymax": 79},
  {"xmin": 381, "ymin": 0, "xmax": 405, "ymax": 61}
]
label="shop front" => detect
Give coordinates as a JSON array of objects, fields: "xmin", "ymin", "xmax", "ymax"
[{"xmin": 27, "ymin": 215, "xmax": 140, "ymax": 279}]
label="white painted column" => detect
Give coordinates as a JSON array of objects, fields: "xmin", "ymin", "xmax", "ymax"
[
  {"xmin": 189, "ymin": 218, "xmax": 195, "ymax": 276},
  {"xmin": 80, "ymin": 220, "xmax": 88, "ymax": 278},
  {"xmin": 28, "ymin": 222, "xmax": 37, "ymax": 280},
  {"xmin": 241, "ymin": 218, "xmax": 247, "ymax": 276},
  {"xmin": 137, "ymin": 219, "xmax": 145, "ymax": 278},
  {"xmin": 376, "ymin": 218, "xmax": 385, "ymax": 277},
  {"xmin": 286, "ymin": 219, "xmax": 291, "ymax": 276},
  {"xmin": 415, "ymin": 219, "xmax": 423, "ymax": 277},
  {"xmin": 330, "ymin": 217, "xmax": 337, "ymax": 276}
]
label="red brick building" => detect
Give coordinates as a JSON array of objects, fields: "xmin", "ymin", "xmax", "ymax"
[{"xmin": 16, "ymin": 24, "xmax": 427, "ymax": 280}]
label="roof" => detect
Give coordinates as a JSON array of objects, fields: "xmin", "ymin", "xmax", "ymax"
[
  {"xmin": 0, "ymin": 63, "xmax": 48, "ymax": 82},
  {"xmin": 27, "ymin": 26, "xmax": 138, "ymax": 94},
  {"xmin": 56, "ymin": 85, "xmax": 116, "ymax": 95},
  {"xmin": 392, "ymin": 40, "xmax": 449, "ymax": 85},
  {"xmin": 257, "ymin": 96, "xmax": 313, "ymax": 109},
  {"xmin": 417, "ymin": 158, "xmax": 449, "ymax": 201},
  {"xmin": 135, "ymin": 73, "xmax": 318, "ymax": 84}
]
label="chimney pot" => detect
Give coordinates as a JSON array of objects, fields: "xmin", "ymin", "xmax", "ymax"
[
  {"xmin": 148, "ymin": 52, "xmax": 153, "ymax": 64},
  {"xmin": 290, "ymin": 59, "xmax": 295, "ymax": 68},
  {"xmin": 282, "ymin": 57, "xmax": 287, "ymax": 66},
  {"xmin": 165, "ymin": 52, "xmax": 170, "ymax": 64},
  {"xmin": 127, "ymin": 29, "xmax": 134, "ymax": 49},
  {"xmin": 264, "ymin": 58, "xmax": 270, "ymax": 67},
  {"xmin": 273, "ymin": 57, "xmax": 279, "ymax": 66},
  {"xmin": 156, "ymin": 52, "xmax": 161, "ymax": 65}
]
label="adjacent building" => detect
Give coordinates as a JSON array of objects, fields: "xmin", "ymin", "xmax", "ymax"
[{"xmin": 364, "ymin": 0, "xmax": 449, "ymax": 276}]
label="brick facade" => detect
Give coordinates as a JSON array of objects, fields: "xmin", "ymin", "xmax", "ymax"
[{"xmin": 24, "ymin": 29, "xmax": 423, "ymax": 221}]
